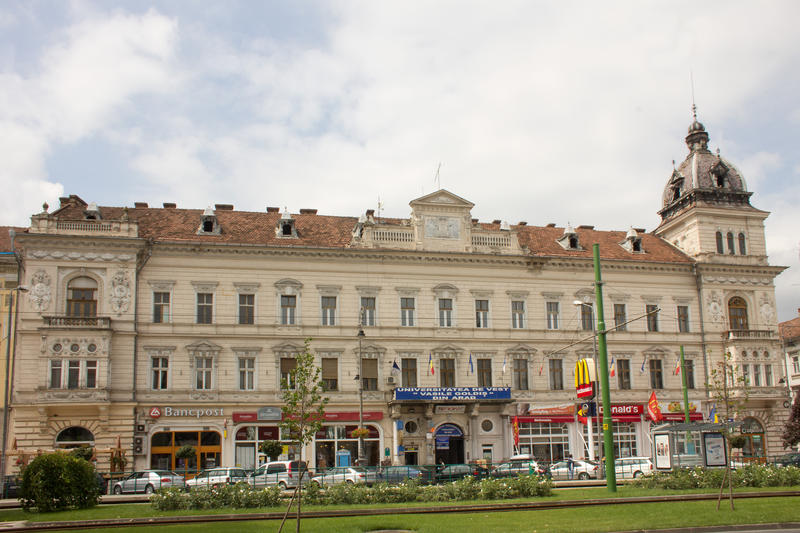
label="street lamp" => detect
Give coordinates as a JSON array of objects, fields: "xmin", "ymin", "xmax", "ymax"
[
  {"xmin": 357, "ymin": 318, "xmax": 366, "ymax": 466},
  {"xmin": 573, "ymin": 300, "xmax": 601, "ymax": 464},
  {"xmin": 2, "ymin": 285, "xmax": 27, "ymax": 497}
]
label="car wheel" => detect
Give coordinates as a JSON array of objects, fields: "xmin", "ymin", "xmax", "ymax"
[
  {"xmin": 113, "ymin": 485, "xmax": 122, "ymax": 495},
  {"xmin": 345, "ymin": 479, "xmax": 354, "ymax": 485},
  {"xmin": 278, "ymin": 481, "xmax": 288, "ymax": 490},
  {"xmin": 578, "ymin": 472, "xmax": 589, "ymax": 480},
  {"xmin": 633, "ymin": 471, "xmax": 641, "ymax": 479},
  {"xmin": 144, "ymin": 484, "xmax": 155, "ymax": 494}
]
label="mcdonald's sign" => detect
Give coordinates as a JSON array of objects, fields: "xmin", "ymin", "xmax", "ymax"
[{"xmin": 574, "ymin": 358, "xmax": 596, "ymax": 399}]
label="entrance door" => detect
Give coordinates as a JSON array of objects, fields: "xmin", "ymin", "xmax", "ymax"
[
  {"xmin": 404, "ymin": 451, "xmax": 418, "ymax": 465},
  {"xmin": 433, "ymin": 423, "xmax": 465, "ymax": 465}
]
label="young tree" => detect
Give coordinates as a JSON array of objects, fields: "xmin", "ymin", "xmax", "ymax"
[
  {"xmin": 782, "ymin": 390, "xmax": 800, "ymax": 449},
  {"xmin": 259, "ymin": 440, "xmax": 284, "ymax": 462},
  {"xmin": 706, "ymin": 351, "xmax": 749, "ymax": 510},
  {"xmin": 278, "ymin": 338, "xmax": 329, "ymax": 533}
]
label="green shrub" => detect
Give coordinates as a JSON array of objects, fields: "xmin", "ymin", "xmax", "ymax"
[
  {"xmin": 631, "ymin": 464, "xmax": 800, "ymax": 490},
  {"xmin": 68, "ymin": 447, "xmax": 94, "ymax": 462},
  {"xmin": 150, "ymin": 487, "xmax": 187, "ymax": 511},
  {"xmin": 20, "ymin": 452, "xmax": 100, "ymax": 512},
  {"xmin": 151, "ymin": 483, "xmax": 282, "ymax": 510}
]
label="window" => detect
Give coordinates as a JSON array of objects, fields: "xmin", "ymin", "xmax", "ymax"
[
  {"xmin": 677, "ymin": 305, "xmax": 690, "ymax": 332},
  {"xmin": 281, "ymin": 295, "xmax": 296, "ymax": 325},
  {"xmin": 440, "ymin": 358, "xmax": 455, "ymax": 387},
  {"xmin": 728, "ymin": 297, "xmax": 748, "ymax": 330},
  {"xmin": 646, "ymin": 304, "xmax": 659, "ymax": 332},
  {"xmin": 196, "ymin": 293, "xmax": 213, "ymax": 324},
  {"xmin": 716, "ymin": 231, "xmax": 724, "ymax": 254},
  {"xmin": 727, "ymin": 232, "xmax": 735, "ymax": 254},
  {"xmin": 151, "ymin": 357, "xmax": 169, "ymax": 390},
  {"xmin": 649, "ymin": 359, "xmax": 663, "ymax": 389},
  {"xmin": 794, "ymin": 356, "xmax": 800, "ymax": 374},
  {"xmin": 549, "ymin": 359, "xmax": 563, "ymax": 390},
  {"xmin": 684, "ymin": 359, "xmax": 695, "ymax": 389},
  {"xmin": 67, "ymin": 277, "xmax": 97, "ymax": 317},
  {"xmin": 741, "ymin": 364, "xmax": 750, "ymax": 385},
  {"xmin": 513, "ymin": 358, "xmax": 528, "ymax": 390},
  {"xmin": 50, "ymin": 360, "xmax": 98, "ymax": 389},
  {"xmin": 401, "ymin": 298, "xmax": 415, "ymax": 327},
  {"xmin": 753, "ymin": 364, "xmax": 761, "ymax": 387},
  {"xmin": 438, "ymin": 298, "xmax": 453, "ymax": 327},
  {"xmin": 475, "ymin": 300, "xmax": 489, "ymax": 328},
  {"xmin": 238, "ymin": 357, "xmax": 255, "ymax": 390},
  {"xmin": 195, "ymin": 356, "xmax": 213, "ymax": 390},
  {"xmin": 361, "ymin": 297, "xmax": 376, "ymax": 326},
  {"xmin": 401, "ymin": 358, "xmax": 417, "ymax": 387},
  {"xmin": 511, "ymin": 301, "xmax": 525, "ymax": 329},
  {"xmin": 765, "ymin": 365, "xmax": 773, "ymax": 386},
  {"xmin": 322, "ymin": 358, "xmax": 338, "ymax": 391},
  {"xmin": 280, "ymin": 358, "xmax": 297, "ymax": 389},
  {"xmin": 546, "ymin": 302, "xmax": 560, "ymax": 329},
  {"xmin": 239, "ymin": 294, "xmax": 255, "ymax": 325},
  {"xmin": 617, "ymin": 359, "xmax": 631, "ymax": 390},
  {"xmin": 86, "ymin": 360, "xmax": 97, "ymax": 388},
  {"xmin": 361, "ymin": 358, "xmax": 377, "ymax": 391},
  {"xmin": 738, "ymin": 233, "xmax": 746, "ymax": 255},
  {"xmin": 153, "ymin": 292, "xmax": 170, "ymax": 323},
  {"xmin": 477, "ymin": 359, "xmax": 492, "ymax": 387},
  {"xmin": 580, "ymin": 304, "xmax": 594, "ymax": 331},
  {"xmin": 321, "ymin": 297, "xmax": 336, "ymax": 326},
  {"xmin": 614, "ymin": 304, "xmax": 627, "ymax": 331}
]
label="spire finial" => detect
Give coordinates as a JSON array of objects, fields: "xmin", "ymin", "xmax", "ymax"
[
  {"xmin": 690, "ymin": 70, "xmax": 697, "ymax": 120},
  {"xmin": 672, "ymin": 159, "xmax": 676, "ymax": 169}
]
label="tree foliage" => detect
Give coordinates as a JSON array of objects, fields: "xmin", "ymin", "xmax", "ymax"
[
  {"xmin": 259, "ymin": 440, "xmax": 284, "ymax": 461},
  {"xmin": 20, "ymin": 453, "xmax": 100, "ymax": 512},
  {"xmin": 782, "ymin": 390, "xmax": 800, "ymax": 449}
]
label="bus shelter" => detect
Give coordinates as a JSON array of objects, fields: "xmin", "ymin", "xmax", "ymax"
[{"xmin": 650, "ymin": 422, "xmax": 741, "ymax": 471}]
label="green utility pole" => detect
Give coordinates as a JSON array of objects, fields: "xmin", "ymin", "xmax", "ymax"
[
  {"xmin": 592, "ymin": 244, "xmax": 616, "ymax": 492},
  {"xmin": 680, "ymin": 345, "xmax": 694, "ymax": 454}
]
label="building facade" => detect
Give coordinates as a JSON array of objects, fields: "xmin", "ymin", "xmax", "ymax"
[{"xmin": 5, "ymin": 115, "xmax": 790, "ymax": 474}]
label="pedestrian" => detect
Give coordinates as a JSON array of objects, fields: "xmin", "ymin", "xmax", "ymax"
[{"xmin": 567, "ymin": 454, "xmax": 574, "ymax": 480}]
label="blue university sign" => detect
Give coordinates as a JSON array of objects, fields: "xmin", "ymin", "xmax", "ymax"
[{"xmin": 394, "ymin": 387, "xmax": 512, "ymax": 401}]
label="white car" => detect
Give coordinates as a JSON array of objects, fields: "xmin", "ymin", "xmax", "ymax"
[
  {"xmin": 185, "ymin": 467, "xmax": 249, "ymax": 489},
  {"xmin": 112, "ymin": 470, "xmax": 186, "ymax": 494},
  {"xmin": 310, "ymin": 466, "xmax": 379, "ymax": 486},
  {"xmin": 615, "ymin": 457, "xmax": 653, "ymax": 479}
]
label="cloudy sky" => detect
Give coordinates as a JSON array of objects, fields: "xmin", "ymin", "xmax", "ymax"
[{"xmin": 1, "ymin": 1, "xmax": 799, "ymax": 320}]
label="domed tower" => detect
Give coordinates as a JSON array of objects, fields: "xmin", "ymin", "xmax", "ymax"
[{"xmin": 655, "ymin": 108, "xmax": 769, "ymax": 265}]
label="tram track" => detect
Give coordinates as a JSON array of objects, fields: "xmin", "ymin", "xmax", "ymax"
[{"xmin": 3, "ymin": 490, "xmax": 799, "ymax": 531}]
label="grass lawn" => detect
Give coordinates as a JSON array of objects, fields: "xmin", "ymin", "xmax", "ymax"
[{"xmin": 38, "ymin": 497, "xmax": 800, "ymax": 533}]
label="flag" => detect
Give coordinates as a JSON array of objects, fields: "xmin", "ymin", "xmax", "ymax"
[
  {"xmin": 391, "ymin": 359, "xmax": 401, "ymax": 377},
  {"xmin": 512, "ymin": 416, "xmax": 520, "ymax": 447},
  {"xmin": 428, "ymin": 353, "xmax": 435, "ymax": 375},
  {"xmin": 647, "ymin": 391, "xmax": 663, "ymax": 422},
  {"xmin": 469, "ymin": 353, "xmax": 474, "ymax": 375},
  {"xmin": 609, "ymin": 357, "xmax": 615, "ymax": 378},
  {"xmin": 709, "ymin": 403, "xmax": 718, "ymax": 423},
  {"xmin": 674, "ymin": 357, "xmax": 681, "ymax": 375},
  {"xmin": 640, "ymin": 357, "xmax": 647, "ymax": 374},
  {"xmin": 539, "ymin": 363, "xmax": 544, "ymax": 376},
  {"xmin": 502, "ymin": 355, "xmax": 507, "ymax": 374}
]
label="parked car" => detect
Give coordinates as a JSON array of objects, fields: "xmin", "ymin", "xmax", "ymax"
[
  {"xmin": 434, "ymin": 464, "xmax": 490, "ymax": 483},
  {"xmin": 774, "ymin": 453, "xmax": 800, "ymax": 468},
  {"xmin": 186, "ymin": 467, "xmax": 249, "ymax": 490},
  {"xmin": 547, "ymin": 459, "xmax": 598, "ymax": 480},
  {"xmin": 96, "ymin": 472, "xmax": 108, "ymax": 495},
  {"xmin": 309, "ymin": 466, "xmax": 379, "ymax": 486},
  {"xmin": 491, "ymin": 455, "xmax": 544, "ymax": 478},
  {"xmin": 249, "ymin": 460, "xmax": 309, "ymax": 490},
  {"xmin": 615, "ymin": 457, "xmax": 653, "ymax": 479},
  {"xmin": 377, "ymin": 465, "xmax": 430, "ymax": 484},
  {"xmin": 2, "ymin": 476, "xmax": 21, "ymax": 499},
  {"xmin": 112, "ymin": 470, "xmax": 186, "ymax": 494}
]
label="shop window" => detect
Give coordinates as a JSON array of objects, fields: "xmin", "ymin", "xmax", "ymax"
[
  {"xmin": 150, "ymin": 431, "xmax": 222, "ymax": 473},
  {"xmin": 361, "ymin": 358, "xmax": 378, "ymax": 391},
  {"xmin": 315, "ymin": 424, "xmax": 380, "ymax": 468},
  {"xmin": 401, "ymin": 358, "xmax": 417, "ymax": 387},
  {"xmin": 728, "ymin": 297, "xmax": 748, "ymax": 330},
  {"xmin": 67, "ymin": 277, "xmax": 97, "ymax": 317},
  {"xmin": 322, "ymin": 358, "xmax": 338, "ymax": 391}
]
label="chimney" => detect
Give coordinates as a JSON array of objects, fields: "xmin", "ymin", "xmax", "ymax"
[
  {"xmin": 492, "ymin": 219, "xmax": 501, "ymax": 225},
  {"xmin": 215, "ymin": 204, "xmax": 234, "ymax": 211},
  {"xmin": 134, "ymin": 202, "xmax": 148, "ymax": 208},
  {"xmin": 299, "ymin": 209, "xmax": 317, "ymax": 215},
  {"xmin": 266, "ymin": 207, "xmax": 280, "ymax": 213},
  {"xmin": 163, "ymin": 202, "xmax": 176, "ymax": 209},
  {"xmin": 546, "ymin": 223, "xmax": 556, "ymax": 228},
  {"xmin": 518, "ymin": 221, "xmax": 527, "ymax": 226},
  {"xmin": 577, "ymin": 225, "xmax": 594, "ymax": 230}
]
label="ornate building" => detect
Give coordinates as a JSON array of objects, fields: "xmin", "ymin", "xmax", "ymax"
[{"xmin": 4, "ymin": 114, "xmax": 789, "ymax": 474}]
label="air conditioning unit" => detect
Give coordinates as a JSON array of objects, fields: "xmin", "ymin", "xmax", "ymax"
[
  {"xmin": 134, "ymin": 437, "xmax": 143, "ymax": 446},
  {"xmin": 134, "ymin": 445, "xmax": 144, "ymax": 455},
  {"xmin": 386, "ymin": 376, "xmax": 396, "ymax": 385}
]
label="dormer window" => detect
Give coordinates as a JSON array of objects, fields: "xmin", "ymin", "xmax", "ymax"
[
  {"xmin": 276, "ymin": 208, "xmax": 297, "ymax": 238},
  {"xmin": 710, "ymin": 154, "xmax": 729, "ymax": 188},
  {"xmin": 197, "ymin": 206, "xmax": 221, "ymax": 235},
  {"xmin": 557, "ymin": 224, "xmax": 581, "ymax": 250},
  {"xmin": 84, "ymin": 202, "xmax": 101, "ymax": 220},
  {"xmin": 620, "ymin": 227, "xmax": 644, "ymax": 254}
]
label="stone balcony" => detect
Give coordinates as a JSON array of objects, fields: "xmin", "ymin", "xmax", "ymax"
[
  {"xmin": 42, "ymin": 315, "xmax": 112, "ymax": 329},
  {"xmin": 723, "ymin": 329, "xmax": 776, "ymax": 341}
]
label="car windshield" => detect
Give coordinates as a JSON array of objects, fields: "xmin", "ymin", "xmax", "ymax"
[
  {"xmin": 351, "ymin": 467, "xmax": 367, "ymax": 473},
  {"xmin": 154, "ymin": 471, "xmax": 174, "ymax": 476}
]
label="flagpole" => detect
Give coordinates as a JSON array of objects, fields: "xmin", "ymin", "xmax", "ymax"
[{"xmin": 679, "ymin": 345, "xmax": 693, "ymax": 454}]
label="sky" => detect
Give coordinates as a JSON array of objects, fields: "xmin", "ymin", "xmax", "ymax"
[{"xmin": 1, "ymin": 1, "xmax": 799, "ymax": 321}]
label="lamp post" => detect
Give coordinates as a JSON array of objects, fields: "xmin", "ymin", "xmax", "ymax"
[
  {"xmin": 357, "ymin": 317, "xmax": 366, "ymax": 466},
  {"xmin": 1, "ymin": 286, "xmax": 27, "ymax": 498},
  {"xmin": 574, "ymin": 300, "xmax": 601, "ymax": 464}
]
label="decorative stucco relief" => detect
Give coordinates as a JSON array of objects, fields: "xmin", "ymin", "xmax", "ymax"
[
  {"xmin": 759, "ymin": 293, "xmax": 776, "ymax": 325},
  {"xmin": 29, "ymin": 270, "xmax": 51, "ymax": 313},
  {"xmin": 706, "ymin": 291, "xmax": 723, "ymax": 323},
  {"xmin": 28, "ymin": 250, "xmax": 134, "ymax": 262},
  {"xmin": 110, "ymin": 270, "xmax": 131, "ymax": 315}
]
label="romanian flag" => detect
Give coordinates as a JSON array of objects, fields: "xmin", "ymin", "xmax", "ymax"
[
  {"xmin": 429, "ymin": 353, "xmax": 435, "ymax": 375},
  {"xmin": 609, "ymin": 357, "xmax": 615, "ymax": 378},
  {"xmin": 674, "ymin": 357, "xmax": 682, "ymax": 375}
]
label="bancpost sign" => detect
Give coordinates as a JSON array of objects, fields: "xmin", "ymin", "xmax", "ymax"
[
  {"xmin": 149, "ymin": 407, "xmax": 225, "ymax": 419},
  {"xmin": 574, "ymin": 358, "xmax": 596, "ymax": 399}
]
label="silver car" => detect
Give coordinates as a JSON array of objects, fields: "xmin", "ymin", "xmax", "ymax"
[
  {"xmin": 186, "ymin": 467, "xmax": 249, "ymax": 490},
  {"xmin": 112, "ymin": 470, "xmax": 186, "ymax": 494},
  {"xmin": 310, "ymin": 466, "xmax": 379, "ymax": 486},
  {"xmin": 249, "ymin": 460, "xmax": 309, "ymax": 490},
  {"xmin": 547, "ymin": 459, "xmax": 598, "ymax": 480}
]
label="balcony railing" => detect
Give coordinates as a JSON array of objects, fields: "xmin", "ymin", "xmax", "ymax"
[
  {"xmin": 43, "ymin": 316, "xmax": 112, "ymax": 328},
  {"xmin": 723, "ymin": 329, "xmax": 775, "ymax": 340}
]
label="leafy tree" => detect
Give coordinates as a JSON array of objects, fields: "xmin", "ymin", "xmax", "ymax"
[
  {"xmin": 68, "ymin": 446, "xmax": 94, "ymax": 462},
  {"xmin": 259, "ymin": 440, "xmax": 284, "ymax": 462},
  {"xmin": 175, "ymin": 445, "xmax": 196, "ymax": 480},
  {"xmin": 20, "ymin": 453, "xmax": 100, "ymax": 511},
  {"xmin": 706, "ymin": 351, "xmax": 749, "ymax": 510},
  {"xmin": 782, "ymin": 391, "xmax": 800, "ymax": 449},
  {"xmin": 278, "ymin": 338, "xmax": 329, "ymax": 533}
]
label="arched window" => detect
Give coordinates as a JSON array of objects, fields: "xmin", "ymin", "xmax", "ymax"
[
  {"xmin": 728, "ymin": 297, "xmax": 748, "ymax": 330},
  {"xmin": 715, "ymin": 232, "xmax": 724, "ymax": 254},
  {"xmin": 56, "ymin": 426, "xmax": 95, "ymax": 449},
  {"xmin": 738, "ymin": 233, "xmax": 746, "ymax": 255},
  {"xmin": 726, "ymin": 232, "xmax": 735, "ymax": 254},
  {"xmin": 67, "ymin": 277, "xmax": 97, "ymax": 317}
]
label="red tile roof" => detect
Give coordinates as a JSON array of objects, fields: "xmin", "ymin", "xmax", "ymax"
[
  {"xmin": 0, "ymin": 226, "xmax": 25, "ymax": 253},
  {"xmin": 779, "ymin": 315, "xmax": 800, "ymax": 341}
]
